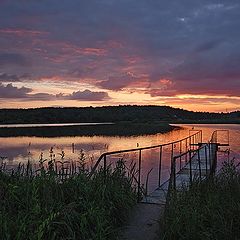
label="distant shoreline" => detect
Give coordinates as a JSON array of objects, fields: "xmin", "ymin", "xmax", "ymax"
[
  {"xmin": 0, "ymin": 122, "xmax": 177, "ymax": 137},
  {"xmin": 0, "ymin": 122, "xmax": 114, "ymax": 128},
  {"xmin": 0, "ymin": 119, "xmax": 239, "ymax": 137}
]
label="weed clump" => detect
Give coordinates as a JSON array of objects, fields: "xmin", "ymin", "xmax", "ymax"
[
  {"xmin": 0, "ymin": 156, "xmax": 137, "ymax": 240},
  {"xmin": 163, "ymin": 159, "xmax": 240, "ymax": 240}
]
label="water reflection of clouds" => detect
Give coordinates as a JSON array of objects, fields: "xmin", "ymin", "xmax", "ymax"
[
  {"xmin": 0, "ymin": 136, "xmax": 113, "ymax": 163},
  {"xmin": 0, "ymin": 146, "xmax": 29, "ymax": 161},
  {"xmin": 1, "ymin": 125, "xmax": 239, "ymax": 192},
  {"xmin": 0, "ymin": 127, "xmax": 208, "ymax": 164}
]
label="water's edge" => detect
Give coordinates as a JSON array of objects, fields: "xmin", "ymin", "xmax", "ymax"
[{"xmin": 0, "ymin": 122, "xmax": 176, "ymax": 137}]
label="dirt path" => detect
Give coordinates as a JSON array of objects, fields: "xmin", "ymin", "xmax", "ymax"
[{"xmin": 118, "ymin": 203, "xmax": 165, "ymax": 240}]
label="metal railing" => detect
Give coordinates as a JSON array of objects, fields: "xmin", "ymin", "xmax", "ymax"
[
  {"xmin": 90, "ymin": 130, "xmax": 203, "ymax": 202},
  {"xmin": 168, "ymin": 130, "xmax": 229, "ymax": 192},
  {"xmin": 169, "ymin": 145, "xmax": 213, "ymax": 191}
]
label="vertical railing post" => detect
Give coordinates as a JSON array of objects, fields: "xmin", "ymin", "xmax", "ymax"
[
  {"xmin": 195, "ymin": 134, "xmax": 197, "ymax": 150},
  {"xmin": 198, "ymin": 148, "xmax": 202, "ymax": 180},
  {"xmin": 179, "ymin": 141, "xmax": 182, "ymax": 170},
  {"xmin": 137, "ymin": 149, "xmax": 142, "ymax": 202},
  {"xmin": 170, "ymin": 143, "xmax": 174, "ymax": 192},
  {"xmin": 205, "ymin": 145, "xmax": 208, "ymax": 176},
  {"xmin": 227, "ymin": 130, "xmax": 230, "ymax": 146},
  {"xmin": 158, "ymin": 146, "xmax": 162, "ymax": 187},
  {"xmin": 208, "ymin": 143, "xmax": 212, "ymax": 173},
  {"xmin": 193, "ymin": 135, "xmax": 195, "ymax": 151},
  {"xmin": 173, "ymin": 156, "xmax": 176, "ymax": 191},
  {"xmin": 189, "ymin": 150, "xmax": 192, "ymax": 184},
  {"xmin": 209, "ymin": 143, "xmax": 212, "ymax": 174},
  {"xmin": 191, "ymin": 136, "xmax": 193, "ymax": 151},
  {"xmin": 72, "ymin": 143, "xmax": 75, "ymax": 153},
  {"xmin": 196, "ymin": 134, "xmax": 197, "ymax": 149},
  {"xmin": 213, "ymin": 143, "xmax": 217, "ymax": 173},
  {"xmin": 185, "ymin": 138, "xmax": 188, "ymax": 162},
  {"xmin": 189, "ymin": 136, "xmax": 192, "ymax": 152},
  {"xmin": 167, "ymin": 150, "xmax": 175, "ymax": 198}
]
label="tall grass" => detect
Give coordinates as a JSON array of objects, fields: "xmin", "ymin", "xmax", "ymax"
[
  {"xmin": 162, "ymin": 159, "xmax": 240, "ymax": 240},
  {"xmin": 0, "ymin": 157, "xmax": 137, "ymax": 240}
]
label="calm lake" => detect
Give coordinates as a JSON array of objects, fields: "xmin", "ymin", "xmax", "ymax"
[{"xmin": 0, "ymin": 123, "xmax": 239, "ymax": 192}]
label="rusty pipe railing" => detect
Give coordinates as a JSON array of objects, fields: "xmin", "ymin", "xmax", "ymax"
[{"xmin": 89, "ymin": 130, "xmax": 202, "ymax": 202}]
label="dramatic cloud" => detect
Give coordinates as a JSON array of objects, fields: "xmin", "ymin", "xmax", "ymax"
[
  {"xmin": 62, "ymin": 90, "xmax": 110, "ymax": 101},
  {"xmin": 0, "ymin": 83, "xmax": 109, "ymax": 102},
  {"xmin": 0, "ymin": 83, "xmax": 31, "ymax": 98},
  {"xmin": 0, "ymin": 83, "xmax": 54, "ymax": 100},
  {"xmin": 0, "ymin": 0, "xmax": 239, "ymax": 110}
]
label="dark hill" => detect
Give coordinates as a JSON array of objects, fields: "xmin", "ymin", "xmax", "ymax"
[{"xmin": 0, "ymin": 105, "xmax": 239, "ymax": 124}]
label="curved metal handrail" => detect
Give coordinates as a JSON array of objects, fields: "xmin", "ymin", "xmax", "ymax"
[{"xmin": 89, "ymin": 130, "xmax": 202, "ymax": 177}]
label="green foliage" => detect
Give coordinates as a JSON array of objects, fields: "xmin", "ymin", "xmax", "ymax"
[
  {"xmin": 162, "ymin": 159, "xmax": 240, "ymax": 240},
  {"xmin": 0, "ymin": 160, "xmax": 136, "ymax": 240}
]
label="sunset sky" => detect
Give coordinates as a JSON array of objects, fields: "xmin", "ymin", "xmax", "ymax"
[{"xmin": 0, "ymin": 0, "xmax": 240, "ymax": 112}]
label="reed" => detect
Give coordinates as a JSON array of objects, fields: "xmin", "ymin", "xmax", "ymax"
[
  {"xmin": 162, "ymin": 159, "xmax": 240, "ymax": 240},
  {"xmin": 0, "ymin": 154, "xmax": 137, "ymax": 240}
]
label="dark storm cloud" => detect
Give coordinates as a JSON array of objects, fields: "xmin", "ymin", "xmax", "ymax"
[
  {"xmin": 62, "ymin": 90, "xmax": 110, "ymax": 101},
  {"xmin": 0, "ymin": 82, "xmax": 108, "ymax": 101},
  {"xmin": 0, "ymin": 83, "xmax": 54, "ymax": 100},
  {"xmin": 0, "ymin": 83, "xmax": 31, "ymax": 98},
  {"xmin": 0, "ymin": 83, "xmax": 56, "ymax": 100},
  {"xmin": 0, "ymin": 0, "xmax": 240, "ymax": 99}
]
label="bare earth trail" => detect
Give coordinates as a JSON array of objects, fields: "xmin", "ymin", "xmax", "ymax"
[{"xmin": 118, "ymin": 203, "xmax": 165, "ymax": 240}]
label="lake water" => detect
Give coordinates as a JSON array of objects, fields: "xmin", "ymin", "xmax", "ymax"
[{"xmin": 0, "ymin": 123, "xmax": 239, "ymax": 192}]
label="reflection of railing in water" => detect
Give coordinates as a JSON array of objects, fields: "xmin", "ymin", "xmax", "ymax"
[{"xmin": 90, "ymin": 130, "xmax": 203, "ymax": 202}]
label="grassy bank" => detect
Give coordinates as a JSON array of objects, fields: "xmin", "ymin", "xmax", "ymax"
[
  {"xmin": 0, "ymin": 160, "xmax": 137, "ymax": 240},
  {"xmin": 162, "ymin": 160, "xmax": 240, "ymax": 240},
  {"xmin": 0, "ymin": 122, "xmax": 176, "ymax": 137}
]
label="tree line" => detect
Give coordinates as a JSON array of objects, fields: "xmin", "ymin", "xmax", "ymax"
[{"xmin": 0, "ymin": 105, "xmax": 239, "ymax": 124}]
